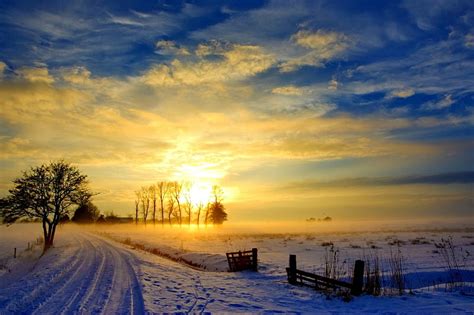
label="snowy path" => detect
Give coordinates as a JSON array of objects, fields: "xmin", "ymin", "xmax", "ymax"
[{"xmin": 0, "ymin": 232, "xmax": 144, "ymax": 314}]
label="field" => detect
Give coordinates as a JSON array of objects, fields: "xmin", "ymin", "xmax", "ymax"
[{"xmin": 0, "ymin": 222, "xmax": 473, "ymax": 313}]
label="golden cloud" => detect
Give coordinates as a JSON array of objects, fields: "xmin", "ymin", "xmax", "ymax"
[
  {"xmin": 60, "ymin": 66, "xmax": 92, "ymax": 84},
  {"xmin": 271, "ymin": 85, "xmax": 305, "ymax": 96},
  {"xmin": 280, "ymin": 29, "xmax": 350, "ymax": 72},
  {"xmin": 389, "ymin": 88, "xmax": 415, "ymax": 98},
  {"xmin": 0, "ymin": 61, "xmax": 6, "ymax": 76},
  {"xmin": 141, "ymin": 43, "xmax": 275, "ymax": 86},
  {"xmin": 17, "ymin": 66, "xmax": 55, "ymax": 84}
]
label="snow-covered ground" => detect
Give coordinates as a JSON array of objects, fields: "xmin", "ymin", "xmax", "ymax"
[{"xmin": 0, "ymin": 223, "xmax": 473, "ymax": 313}]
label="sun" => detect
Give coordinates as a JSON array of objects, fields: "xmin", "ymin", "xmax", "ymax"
[
  {"xmin": 189, "ymin": 182, "xmax": 212, "ymax": 205},
  {"xmin": 174, "ymin": 163, "xmax": 221, "ymax": 204}
]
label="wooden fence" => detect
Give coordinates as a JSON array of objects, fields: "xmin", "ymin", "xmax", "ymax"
[
  {"xmin": 286, "ymin": 254, "xmax": 364, "ymax": 296},
  {"xmin": 226, "ymin": 248, "xmax": 258, "ymax": 272}
]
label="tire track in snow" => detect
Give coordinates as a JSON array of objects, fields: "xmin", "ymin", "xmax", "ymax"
[
  {"xmin": 0, "ymin": 235, "xmax": 88, "ymax": 312},
  {"xmin": 0, "ymin": 232, "xmax": 144, "ymax": 314}
]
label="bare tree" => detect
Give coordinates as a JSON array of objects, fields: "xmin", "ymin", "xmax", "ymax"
[
  {"xmin": 170, "ymin": 181, "xmax": 183, "ymax": 226},
  {"xmin": 157, "ymin": 181, "xmax": 169, "ymax": 226},
  {"xmin": 196, "ymin": 202, "xmax": 204, "ymax": 227},
  {"xmin": 182, "ymin": 182, "xmax": 194, "ymax": 226},
  {"xmin": 140, "ymin": 186, "xmax": 151, "ymax": 225},
  {"xmin": 166, "ymin": 193, "xmax": 175, "ymax": 225},
  {"xmin": 134, "ymin": 190, "xmax": 141, "ymax": 225},
  {"xmin": 0, "ymin": 161, "xmax": 91, "ymax": 252},
  {"xmin": 204, "ymin": 202, "xmax": 211, "ymax": 226},
  {"xmin": 212, "ymin": 185, "xmax": 224, "ymax": 204},
  {"xmin": 150, "ymin": 184, "xmax": 157, "ymax": 225}
]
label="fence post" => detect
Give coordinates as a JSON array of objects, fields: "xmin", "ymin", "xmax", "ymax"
[
  {"xmin": 351, "ymin": 260, "xmax": 364, "ymax": 296},
  {"xmin": 13, "ymin": 248, "xmax": 17, "ymax": 259},
  {"xmin": 289, "ymin": 254, "xmax": 297, "ymax": 284},
  {"xmin": 252, "ymin": 248, "xmax": 258, "ymax": 271}
]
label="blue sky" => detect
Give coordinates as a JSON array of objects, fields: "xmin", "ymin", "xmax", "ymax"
[{"xmin": 0, "ymin": 0, "xmax": 473, "ymax": 221}]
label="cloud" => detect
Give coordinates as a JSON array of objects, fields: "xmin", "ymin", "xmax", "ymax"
[
  {"xmin": 0, "ymin": 62, "xmax": 6, "ymax": 76},
  {"xmin": 141, "ymin": 43, "xmax": 275, "ymax": 86},
  {"xmin": 60, "ymin": 66, "xmax": 92, "ymax": 85},
  {"xmin": 328, "ymin": 79, "xmax": 338, "ymax": 91},
  {"xmin": 422, "ymin": 94, "xmax": 455, "ymax": 110},
  {"xmin": 280, "ymin": 30, "xmax": 350, "ymax": 72},
  {"xmin": 17, "ymin": 66, "xmax": 54, "ymax": 84},
  {"xmin": 155, "ymin": 40, "xmax": 190, "ymax": 56},
  {"xmin": 465, "ymin": 34, "xmax": 474, "ymax": 48},
  {"xmin": 389, "ymin": 88, "xmax": 415, "ymax": 98},
  {"xmin": 107, "ymin": 13, "xmax": 144, "ymax": 27},
  {"xmin": 282, "ymin": 171, "xmax": 474, "ymax": 191},
  {"xmin": 271, "ymin": 85, "xmax": 305, "ymax": 96}
]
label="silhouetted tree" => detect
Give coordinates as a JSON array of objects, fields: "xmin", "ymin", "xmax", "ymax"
[
  {"xmin": 134, "ymin": 190, "xmax": 140, "ymax": 225},
  {"xmin": 170, "ymin": 181, "xmax": 183, "ymax": 226},
  {"xmin": 96, "ymin": 214, "xmax": 106, "ymax": 224},
  {"xmin": 157, "ymin": 181, "xmax": 168, "ymax": 226},
  {"xmin": 150, "ymin": 184, "xmax": 157, "ymax": 225},
  {"xmin": 183, "ymin": 182, "xmax": 193, "ymax": 226},
  {"xmin": 204, "ymin": 202, "xmax": 211, "ymax": 226},
  {"xmin": 196, "ymin": 202, "xmax": 204, "ymax": 226},
  {"xmin": 0, "ymin": 161, "xmax": 91, "ymax": 252},
  {"xmin": 209, "ymin": 185, "xmax": 227, "ymax": 224},
  {"xmin": 167, "ymin": 193, "xmax": 175, "ymax": 225},
  {"xmin": 140, "ymin": 186, "xmax": 151, "ymax": 225},
  {"xmin": 72, "ymin": 201, "xmax": 99, "ymax": 223},
  {"xmin": 210, "ymin": 201, "xmax": 227, "ymax": 224}
]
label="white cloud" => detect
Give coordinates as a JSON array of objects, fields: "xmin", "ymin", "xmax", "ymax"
[
  {"xmin": 422, "ymin": 94, "xmax": 455, "ymax": 110},
  {"xmin": 465, "ymin": 34, "xmax": 474, "ymax": 48},
  {"xmin": 328, "ymin": 79, "xmax": 339, "ymax": 91}
]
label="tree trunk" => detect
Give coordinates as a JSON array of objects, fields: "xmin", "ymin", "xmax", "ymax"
[
  {"xmin": 153, "ymin": 198, "xmax": 156, "ymax": 226},
  {"xmin": 161, "ymin": 200, "xmax": 164, "ymax": 226},
  {"xmin": 176, "ymin": 200, "xmax": 182, "ymax": 226},
  {"xmin": 135, "ymin": 201, "xmax": 139, "ymax": 225}
]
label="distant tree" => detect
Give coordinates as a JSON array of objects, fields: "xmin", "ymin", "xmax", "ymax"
[
  {"xmin": 105, "ymin": 211, "xmax": 119, "ymax": 223},
  {"xmin": 209, "ymin": 185, "xmax": 227, "ymax": 225},
  {"xmin": 134, "ymin": 190, "xmax": 140, "ymax": 225},
  {"xmin": 183, "ymin": 182, "xmax": 193, "ymax": 226},
  {"xmin": 196, "ymin": 202, "xmax": 204, "ymax": 226},
  {"xmin": 166, "ymin": 193, "xmax": 175, "ymax": 225},
  {"xmin": 96, "ymin": 214, "xmax": 106, "ymax": 224},
  {"xmin": 150, "ymin": 184, "xmax": 157, "ymax": 225},
  {"xmin": 0, "ymin": 161, "xmax": 91, "ymax": 252},
  {"xmin": 170, "ymin": 181, "xmax": 183, "ymax": 226},
  {"xmin": 72, "ymin": 201, "xmax": 99, "ymax": 223},
  {"xmin": 140, "ymin": 186, "xmax": 151, "ymax": 225},
  {"xmin": 210, "ymin": 201, "xmax": 228, "ymax": 224},
  {"xmin": 157, "ymin": 181, "xmax": 169, "ymax": 226},
  {"xmin": 204, "ymin": 202, "xmax": 211, "ymax": 226}
]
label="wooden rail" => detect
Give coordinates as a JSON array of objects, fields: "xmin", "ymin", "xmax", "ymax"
[
  {"xmin": 226, "ymin": 248, "xmax": 258, "ymax": 272},
  {"xmin": 286, "ymin": 255, "xmax": 364, "ymax": 295}
]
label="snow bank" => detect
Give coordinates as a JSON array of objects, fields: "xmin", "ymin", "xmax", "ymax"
[{"xmin": 101, "ymin": 233, "xmax": 229, "ymax": 272}]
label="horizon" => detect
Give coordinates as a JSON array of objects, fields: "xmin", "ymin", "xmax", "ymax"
[{"xmin": 0, "ymin": 1, "xmax": 473, "ymax": 223}]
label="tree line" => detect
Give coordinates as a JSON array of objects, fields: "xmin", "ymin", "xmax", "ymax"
[
  {"xmin": 0, "ymin": 161, "xmax": 229, "ymax": 253},
  {"xmin": 134, "ymin": 182, "xmax": 228, "ymax": 226}
]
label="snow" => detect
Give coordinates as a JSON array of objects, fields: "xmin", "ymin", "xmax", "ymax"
[{"xmin": 0, "ymin": 223, "xmax": 473, "ymax": 313}]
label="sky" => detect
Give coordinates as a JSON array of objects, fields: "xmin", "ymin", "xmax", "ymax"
[{"xmin": 0, "ymin": 0, "xmax": 473, "ymax": 222}]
